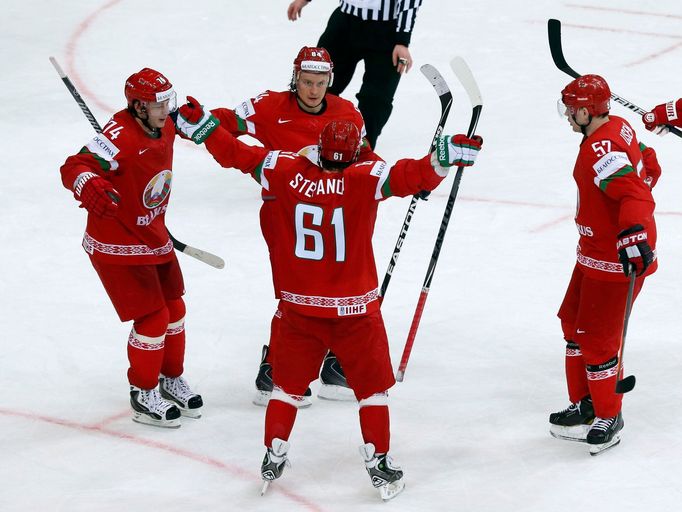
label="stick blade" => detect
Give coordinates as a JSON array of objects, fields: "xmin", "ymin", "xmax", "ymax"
[
  {"xmin": 449, "ymin": 57, "xmax": 482, "ymax": 107},
  {"xmin": 419, "ymin": 64, "xmax": 450, "ymax": 97},
  {"xmin": 547, "ymin": 18, "xmax": 581, "ymax": 78},
  {"xmin": 615, "ymin": 375, "xmax": 636, "ymax": 394},
  {"xmin": 182, "ymin": 245, "xmax": 226, "ymax": 269}
]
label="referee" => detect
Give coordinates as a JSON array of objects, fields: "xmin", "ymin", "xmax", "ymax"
[{"xmin": 288, "ymin": 0, "xmax": 423, "ymax": 149}]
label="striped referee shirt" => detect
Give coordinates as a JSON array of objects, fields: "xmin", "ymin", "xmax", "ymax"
[{"xmin": 317, "ymin": 0, "xmax": 423, "ymax": 45}]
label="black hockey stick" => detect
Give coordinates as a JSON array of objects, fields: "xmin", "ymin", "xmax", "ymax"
[
  {"xmin": 547, "ymin": 18, "xmax": 682, "ymax": 138},
  {"xmin": 615, "ymin": 267, "xmax": 637, "ymax": 394},
  {"xmin": 379, "ymin": 64, "xmax": 453, "ymax": 301},
  {"xmin": 49, "ymin": 56, "xmax": 225, "ymax": 269},
  {"xmin": 396, "ymin": 57, "xmax": 482, "ymax": 382}
]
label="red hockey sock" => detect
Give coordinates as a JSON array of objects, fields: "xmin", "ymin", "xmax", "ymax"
[
  {"xmin": 127, "ymin": 306, "xmax": 169, "ymax": 389},
  {"xmin": 564, "ymin": 341, "xmax": 590, "ymax": 403},
  {"xmin": 586, "ymin": 356, "xmax": 622, "ymax": 418},
  {"xmin": 266, "ymin": 309, "xmax": 282, "ymax": 365},
  {"xmin": 359, "ymin": 405, "xmax": 391, "ymax": 454},
  {"xmin": 161, "ymin": 298, "xmax": 186, "ymax": 377},
  {"xmin": 264, "ymin": 399, "xmax": 298, "ymax": 447}
]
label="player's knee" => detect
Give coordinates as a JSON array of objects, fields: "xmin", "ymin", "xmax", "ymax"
[
  {"xmin": 133, "ymin": 306, "xmax": 170, "ymax": 337},
  {"xmin": 166, "ymin": 297, "xmax": 186, "ymax": 324}
]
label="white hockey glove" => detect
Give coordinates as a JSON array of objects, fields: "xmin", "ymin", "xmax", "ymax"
[{"xmin": 171, "ymin": 96, "xmax": 220, "ymax": 144}]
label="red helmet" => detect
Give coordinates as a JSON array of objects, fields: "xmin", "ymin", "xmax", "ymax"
[
  {"xmin": 291, "ymin": 46, "xmax": 334, "ymax": 89},
  {"xmin": 561, "ymin": 74, "xmax": 611, "ymax": 116},
  {"xmin": 124, "ymin": 68, "xmax": 175, "ymax": 107},
  {"xmin": 319, "ymin": 120, "xmax": 361, "ymax": 170}
]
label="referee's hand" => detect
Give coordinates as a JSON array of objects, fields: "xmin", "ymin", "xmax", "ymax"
[{"xmin": 393, "ymin": 45, "xmax": 413, "ymax": 74}]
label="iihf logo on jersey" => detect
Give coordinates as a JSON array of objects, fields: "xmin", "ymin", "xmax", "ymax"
[{"xmin": 143, "ymin": 170, "xmax": 173, "ymax": 209}]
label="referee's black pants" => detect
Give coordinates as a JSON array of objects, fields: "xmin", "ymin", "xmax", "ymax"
[{"xmin": 318, "ymin": 8, "xmax": 403, "ymax": 150}]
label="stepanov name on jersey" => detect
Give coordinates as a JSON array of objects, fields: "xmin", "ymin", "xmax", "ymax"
[{"xmin": 289, "ymin": 173, "xmax": 344, "ymax": 198}]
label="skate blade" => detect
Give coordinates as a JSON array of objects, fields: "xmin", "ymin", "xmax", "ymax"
[
  {"xmin": 589, "ymin": 435, "xmax": 621, "ymax": 456},
  {"xmin": 317, "ymin": 384, "xmax": 356, "ymax": 402},
  {"xmin": 178, "ymin": 407, "xmax": 202, "ymax": 419},
  {"xmin": 132, "ymin": 412, "xmax": 181, "ymax": 429},
  {"xmin": 549, "ymin": 424, "xmax": 589, "ymax": 443},
  {"xmin": 253, "ymin": 390, "xmax": 271, "ymax": 407},
  {"xmin": 260, "ymin": 480, "xmax": 270, "ymax": 496},
  {"xmin": 379, "ymin": 479, "xmax": 405, "ymax": 501}
]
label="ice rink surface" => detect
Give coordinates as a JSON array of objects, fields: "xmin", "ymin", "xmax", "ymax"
[{"xmin": 2, "ymin": 1, "xmax": 682, "ymax": 511}]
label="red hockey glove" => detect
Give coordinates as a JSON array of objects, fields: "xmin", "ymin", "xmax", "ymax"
[
  {"xmin": 171, "ymin": 96, "xmax": 220, "ymax": 144},
  {"xmin": 616, "ymin": 224, "xmax": 654, "ymax": 277},
  {"xmin": 73, "ymin": 172, "xmax": 119, "ymax": 219},
  {"xmin": 641, "ymin": 145, "xmax": 661, "ymax": 189},
  {"xmin": 642, "ymin": 99, "xmax": 682, "ymax": 134}
]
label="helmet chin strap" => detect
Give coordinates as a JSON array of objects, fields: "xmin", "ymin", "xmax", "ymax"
[
  {"xmin": 571, "ymin": 110, "xmax": 593, "ymax": 135},
  {"xmin": 132, "ymin": 102, "xmax": 160, "ymax": 136}
]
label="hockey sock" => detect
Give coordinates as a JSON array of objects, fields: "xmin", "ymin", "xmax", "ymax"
[
  {"xmin": 359, "ymin": 394, "xmax": 391, "ymax": 453},
  {"xmin": 127, "ymin": 306, "xmax": 169, "ymax": 389},
  {"xmin": 586, "ymin": 356, "xmax": 622, "ymax": 418},
  {"xmin": 564, "ymin": 341, "xmax": 590, "ymax": 403},
  {"xmin": 266, "ymin": 310, "xmax": 282, "ymax": 365},
  {"xmin": 264, "ymin": 399, "xmax": 298, "ymax": 447},
  {"xmin": 161, "ymin": 298, "xmax": 186, "ymax": 378}
]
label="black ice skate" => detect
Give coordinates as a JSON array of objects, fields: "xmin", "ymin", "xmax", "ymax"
[
  {"xmin": 260, "ymin": 438, "xmax": 290, "ymax": 495},
  {"xmin": 549, "ymin": 396, "xmax": 595, "ymax": 442},
  {"xmin": 587, "ymin": 412, "xmax": 624, "ymax": 456},
  {"xmin": 359, "ymin": 443, "xmax": 405, "ymax": 501},
  {"xmin": 130, "ymin": 386, "xmax": 181, "ymax": 428},
  {"xmin": 253, "ymin": 345, "xmax": 311, "ymax": 408},
  {"xmin": 318, "ymin": 351, "xmax": 355, "ymax": 401},
  {"xmin": 159, "ymin": 375, "xmax": 203, "ymax": 418}
]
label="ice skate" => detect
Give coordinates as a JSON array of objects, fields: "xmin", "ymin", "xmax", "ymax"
[
  {"xmin": 159, "ymin": 375, "xmax": 203, "ymax": 418},
  {"xmin": 253, "ymin": 345, "xmax": 312, "ymax": 408},
  {"xmin": 130, "ymin": 386, "xmax": 181, "ymax": 428},
  {"xmin": 359, "ymin": 443, "xmax": 405, "ymax": 501},
  {"xmin": 549, "ymin": 396, "xmax": 595, "ymax": 442},
  {"xmin": 318, "ymin": 351, "xmax": 355, "ymax": 401},
  {"xmin": 587, "ymin": 413, "xmax": 624, "ymax": 456},
  {"xmin": 260, "ymin": 438, "xmax": 290, "ymax": 495}
]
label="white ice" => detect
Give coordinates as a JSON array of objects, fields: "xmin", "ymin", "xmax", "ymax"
[{"xmin": 2, "ymin": 1, "xmax": 682, "ymax": 511}]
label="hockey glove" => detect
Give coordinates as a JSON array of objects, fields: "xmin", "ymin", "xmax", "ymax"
[
  {"xmin": 434, "ymin": 135, "xmax": 482, "ymax": 168},
  {"xmin": 171, "ymin": 96, "xmax": 220, "ymax": 144},
  {"xmin": 642, "ymin": 99, "xmax": 682, "ymax": 135},
  {"xmin": 73, "ymin": 172, "xmax": 119, "ymax": 219},
  {"xmin": 616, "ymin": 224, "xmax": 654, "ymax": 277},
  {"xmin": 640, "ymin": 144, "xmax": 661, "ymax": 189}
]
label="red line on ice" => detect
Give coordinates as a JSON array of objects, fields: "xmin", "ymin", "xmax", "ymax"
[
  {"xmin": 566, "ymin": 4, "xmax": 682, "ymax": 21},
  {"xmin": 0, "ymin": 407, "xmax": 325, "ymax": 512}
]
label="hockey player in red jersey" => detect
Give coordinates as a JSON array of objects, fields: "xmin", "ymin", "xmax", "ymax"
[
  {"xmin": 212, "ymin": 46, "xmax": 381, "ymax": 406},
  {"xmin": 172, "ymin": 97, "xmax": 482, "ymax": 499},
  {"xmin": 642, "ymin": 98, "xmax": 682, "ymax": 136},
  {"xmin": 59, "ymin": 69, "xmax": 207, "ymax": 428},
  {"xmin": 550, "ymin": 74, "xmax": 659, "ymax": 455}
]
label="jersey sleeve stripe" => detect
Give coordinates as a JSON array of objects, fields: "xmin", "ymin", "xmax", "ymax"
[
  {"xmin": 597, "ymin": 165, "xmax": 636, "ymax": 191},
  {"xmin": 370, "ymin": 161, "xmax": 390, "ymax": 200},
  {"xmin": 78, "ymin": 147, "xmax": 115, "ymax": 172}
]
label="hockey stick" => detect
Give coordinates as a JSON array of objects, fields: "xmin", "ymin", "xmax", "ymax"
[
  {"xmin": 379, "ymin": 64, "xmax": 453, "ymax": 300},
  {"xmin": 49, "ymin": 56, "xmax": 225, "ymax": 269},
  {"xmin": 615, "ymin": 266, "xmax": 637, "ymax": 394},
  {"xmin": 547, "ymin": 18, "xmax": 682, "ymax": 138},
  {"xmin": 396, "ymin": 57, "xmax": 482, "ymax": 382}
]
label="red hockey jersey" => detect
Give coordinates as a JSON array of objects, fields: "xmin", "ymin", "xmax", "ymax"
[
  {"xmin": 572, "ymin": 116, "xmax": 657, "ymax": 281},
  {"xmin": 204, "ymin": 126, "xmax": 444, "ymax": 317},
  {"xmin": 211, "ymin": 90, "xmax": 378, "ymax": 163},
  {"xmin": 60, "ymin": 110, "xmax": 177, "ymax": 265}
]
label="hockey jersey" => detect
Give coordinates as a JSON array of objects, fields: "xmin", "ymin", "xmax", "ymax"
[
  {"xmin": 60, "ymin": 110, "xmax": 177, "ymax": 265},
  {"xmin": 204, "ymin": 125, "xmax": 444, "ymax": 317},
  {"xmin": 211, "ymin": 90, "xmax": 378, "ymax": 164},
  {"xmin": 572, "ymin": 115, "xmax": 657, "ymax": 281}
]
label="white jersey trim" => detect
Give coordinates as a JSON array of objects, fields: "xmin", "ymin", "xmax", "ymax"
[
  {"xmin": 82, "ymin": 232, "xmax": 173, "ymax": 258},
  {"xmin": 280, "ymin": 288, "xmax": 379, "ymax": 308},
  {"xmin": 370, "ymin": 161, "xmax": 390, "ymax": 200}
]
